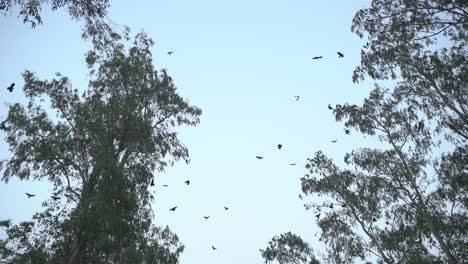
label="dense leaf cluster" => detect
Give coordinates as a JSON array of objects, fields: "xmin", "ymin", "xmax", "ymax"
[
  {"xmin": 0, "ymin": 31, "xmax": 200, "ymax": 264},
  {"xmin": 263, "ymin": 1, "xmax": 467, "ymax": 263}
]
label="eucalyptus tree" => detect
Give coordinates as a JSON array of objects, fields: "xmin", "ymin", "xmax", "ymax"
[
  {"xmin": 1, "ymin": 0, "xmax": 111, "ymax": 34},
  {"xmin": 0, "ymin": 31, "xmax": 201, "ymax": 263},
  {"xmin": 261, "ymin": 232, "xmax": 320, "ymax": 264},
  {"xmin": 351, "ymin": 0, "xmax": 467, "ymax": 142},
  {"xmin": 262, "ymin": 0, "xmax": 467, "ymax": 263}
]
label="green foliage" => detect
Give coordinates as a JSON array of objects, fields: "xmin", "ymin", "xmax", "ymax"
[
  {"xmin": 351, "ymin": 0, "xmax": 467, "ymax": 142},
  {"xmin": 261, "ymin": 232, "xmax": 320, "ymax": 264},
  {"xmin": 0, "ymin": 31, "xmax": 199, "ymax": 263},
  {"xmin": 0, "ymin": 0, "xmax": 109, "ymax": 28},
  {"xmin": 263, "ymin": 1, "xmax": 467, "ymax": 263},
  {"xmin": 0, "ymin": 0, "xmax": 123, "ymax": 44}
]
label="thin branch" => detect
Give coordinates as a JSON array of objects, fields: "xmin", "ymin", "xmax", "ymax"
[{"xmin": 414, "ymin": 24, "xmax": 452, "ymax": 41}]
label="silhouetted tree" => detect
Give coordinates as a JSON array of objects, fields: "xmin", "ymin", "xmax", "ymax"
[
  {"xmin": 261, "ymin": 232, "xmax": 320, "ymax": 264},
  {"xmin": 0, "ymin": 0, "xmax": 126, "ymax": 43},
  {"xmin": 0, "ymin": 31, "xmax": 201, "ymax": 264},
  {"xmin": 352, "ymin": 0, "xmax": 468, "ymax": 142},
  {"xmin": 0, "ymin": 0, "xmax": 106, "ymax": 27},
  {"xmin": 264, "ymin": 1, "xmax": 467, "ymax": 263}
]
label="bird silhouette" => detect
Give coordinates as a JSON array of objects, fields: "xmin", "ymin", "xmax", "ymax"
[
  {"xmin": 341, "ymin": 204, "xmax": 347, "ymax": 207},
  {"xmin": 167, "ymin": 51, "xmax": 174, "ymax": 55},
  {"xmin": 329, "ymin": 204, "xmax": 334, "ymax": 209},
  {"xmin": 185, "ymin": 180, "xmax": 190, "ymax": 185},
  {"xmin": 150, "ymin": 178, "xmax": 155, "ymax": 186},
  {"xmin": 203, "ymin": 216, "xmax": 210, "ymax": 220},
  {"xmin": 337, "ymin": 52, "xmax": 344, "ymax": 58},
  {"xmin": 277, "ymin": 144, "xmax": 282, "ymax": 150},
  {"xmin": 315, "ymin": 213, "xmax": 320, "ymax": 219},
  {"xmin": 51, "ymin": 195, "xmax": 60, "ymax": 201},
  {"xmin": 0, "ymin": 122, "xmax": 6, "ymax": 130},
  {"xmin": 212, "ymin": 246, "xmax": 217, "ymax": 250},
  {"xmin": 162, "ymin": 184, "xmax": 168, "ymax": 187},
  {"xmin": 224, "ymin": 206, "xmax": 229, "ymax": 211},
  {"xmin": 290, "ymin": 163, "xmax": 296, "ymax": 166},
  {"xmin": 385, "ymin": 221, "xmax": 389, "ymax": 225},
  {"xmin": 7, "ymin": 83, "xmax": 14, "ymax": 92},
  {"xmin": 328, "ymin": 104, "xmax": 333, "ymax": 110},
  {"xmin": 312, "ymin": 56, "xmax": 323, "ymax": 60},
  {"xmin": 294, "ymin": 96, "xmax": 300, "ymax": 101},
  {"xmin": 256, "ymin": 156, "xmax": 264, "ymax": 159},
  {"xmin": 345, "ymin": 129, "xmax": 350, "ymax": 135},
  {"xmin": 331, "ymin": 139, "xmax": 338, "ymax": 143},
  {"xmin": 26, "ymin": 193, "xmax": 35, "ymax": 198},
  {"xmin": 169, "ymin": 206, "xmax": 177, "ymax": 211},
  {"xmin": 417, "ymin": 120, "xmax": 425, "ymax": 132},
  {"xmin": 372, "ymin": 218, "xmax": 377, "ymax": 222}
]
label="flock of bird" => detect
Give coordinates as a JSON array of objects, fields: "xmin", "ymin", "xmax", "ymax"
[
  {"xmin": 2, "ymin": 50, "xmax": 350, "ymax": 253},
  {"xmin": 153, "ymin": 175, "xmax": 230, "ymax": 251}
]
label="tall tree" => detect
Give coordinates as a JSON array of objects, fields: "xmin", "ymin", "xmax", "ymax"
[
  {"xmin": 263, "ymin": 1, "xmax": 467, "ymax": 263},
  {"xmin": 0, "ymin": 31, "xmax": 201, "ymax": 263}
]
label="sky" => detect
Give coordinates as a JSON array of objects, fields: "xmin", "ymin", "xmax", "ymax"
[{"xmin": 0, "ymin": 0, "xmax": 381, "ymax": 263}]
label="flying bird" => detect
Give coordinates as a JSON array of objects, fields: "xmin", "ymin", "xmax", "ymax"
[
  {"xmin": 341, "ymin": 204, "xmax": 347, "ymax": 207},
  {"xmin": 315, "ymin": 213, "xmax": 321, "ymax": 219},
  {"xmin": 224, "ymin": 206, "xmax": 229, "ymax": 211},
  {"xmin": 277, "ymin": 144, "xmax": 282, "ymax": 150},
  {"xmin": 294, "ymin": 96, "xmax": 300, "ymax": 101},
  {"xmin": 212, "ymin": 246, "xmax": 217, "ymax": 250},
  {"xmin": 331, "ymin": 139, "xmax": 338, "ymax": 143},
  {"xmin": 372, "ymin": 218, "xmax": 378, "ymax": 222},
  {"xmin": 26, "ymin": 193, "xmax": 35, "ymax": 198},
  {"xmin": 167, "ymin": 51, "xmax": 174, "ymax": 55},
  {"xmin": 169, "ymin": 206, "xmax": 177, "ymax": 211},
  {"xmin": 290, "ymin": 163, "xmax": 296, "ymax": 166},
  {"xmin": 162, "ymin": 184, "xmax": 168, "ymax": 187},
  {"xmin": 312, "ymin": 56, "xmax": 323, "ymax": 60},
  {"xmin": 256, "ymin": 156, "xmax": 264, "ymax": 160},
  {"xmin": 337, "ymin": 52, "xmax": 344, "ymax": 58},
  {"xmin": 203, "ymin": 216, "xmax": 210, "ymax": 220},
  {"xmin": 150, "ymin": 178, "xmax": 155, "ymax": 187},
  {"xmin": 7, "ymin": 83, "xmax": 14, "ymax": 92},
  {"xmin": 185, "ymin": 180, "xmax": 190, "ymax": 185},
  {"xmin": 328, "ymin": 104, "xmax": 333, "ymax": 110},
  {"xmin": 329, "ymin": 204, "xmax": 334, "ymax": 209},
  {"xmin": 345, "ymin": 129, "xmax": 350, "ymax": 135},
  {"xmin": 51, "ymin": 195, "xmax": 60, "ymax": 201}
]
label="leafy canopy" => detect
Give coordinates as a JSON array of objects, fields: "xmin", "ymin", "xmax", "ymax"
[
  {"xmin": 0, "ymin": 31, "xmax": 201, "ymax": 263},
  {"xmin": 263, "ymin": 1, "xmax": 467, "ymax": 263}
]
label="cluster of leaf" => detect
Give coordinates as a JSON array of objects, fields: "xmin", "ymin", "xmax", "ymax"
[
  {"xmin": 0, "ymin": 31, "xmax": 200, "ymax": 263},
  {"xmin": 0, "ymin": 0, "xmax": 108, "ymax": 27},
  {"xmin": 0, "ymin": 0, "xmax": 124, "ymax": 44},
  {"xmin": 261, "ymin": 232, "xmax": 320, "ymax": 264},
  {"xmin": 262, "ymin": 1, "xmax": 467, "ymax": 263}
]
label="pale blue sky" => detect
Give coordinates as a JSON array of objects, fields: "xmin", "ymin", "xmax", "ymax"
[{"xmin": 0, "ymin": 0, "xmax": 379, "ymax": 263}]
